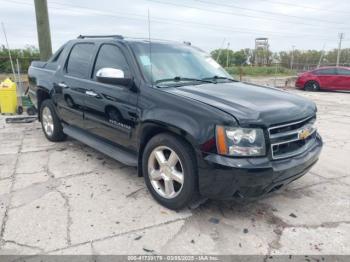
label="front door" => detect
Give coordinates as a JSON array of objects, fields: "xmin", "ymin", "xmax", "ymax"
[{"xmin": 83, "ymin": 43, "xmax": 138, "ymax": 149}]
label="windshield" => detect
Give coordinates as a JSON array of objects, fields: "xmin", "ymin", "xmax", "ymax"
[{"xmin": 130, "ymin": 41, "xmax": 233, "ymax": 85}]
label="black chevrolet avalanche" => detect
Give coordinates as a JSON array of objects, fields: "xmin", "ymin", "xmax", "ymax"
[{"xmin": 28, "ymin": 35, "xmax": 323, "ymax": 210}]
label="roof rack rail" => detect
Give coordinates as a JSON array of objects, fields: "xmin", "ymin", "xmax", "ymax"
[{"xmin": 77, "ymin": 35, "xmax": 124, "ymax": 40}]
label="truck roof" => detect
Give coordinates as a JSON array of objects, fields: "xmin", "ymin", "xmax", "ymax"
[{"xmin": 72, "ymin": 35, "xmax": 191, "ymax": 46}]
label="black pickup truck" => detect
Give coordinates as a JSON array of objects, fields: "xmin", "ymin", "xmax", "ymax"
[{"xmin": 28, "ymin": 35, "xmax": 322, "ymax": 210}]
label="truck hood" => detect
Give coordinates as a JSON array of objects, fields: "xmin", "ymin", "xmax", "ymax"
[{"xmin": 163, "ymin": 82, "xmax": 316, "ymax": 127}]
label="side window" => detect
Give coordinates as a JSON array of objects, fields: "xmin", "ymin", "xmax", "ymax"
[
  {"xmin": 315, "ymin": 68, "xmax": 337, "ymax": 75},
  {"xmin": 93, "ymin": 44, "xmax": 130, "ymax": 79},
  {"xmin": 337, "ymin": 68, "xmax": 350, "ymax": 76},
  {"xmin": 52, "ymin": 48, "xmax": 63, "ymax": 63},
  {"xmin": 45, "ymin": 47, "xmax": 65, "ymax": 70},
  {"xmin": 66, "ymin": 43, "xmax": 95, "ymax": 78}
]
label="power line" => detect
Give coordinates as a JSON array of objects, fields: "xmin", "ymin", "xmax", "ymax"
[
  {"xmin": 147, "ymin": 0, "xmax": 350, "ymax": 30},
  {"xmin": 257, "ymin": 0, "xmax": 350, "ymax": 16},
  {"xmin": 44, "ymin": 1, "xmax": 350, "ymax": 41},
  {"xmin": 3, "ymin": 0, "xmax": 340, "ymax": 42},
  {"xmin": 46, "ymin": 1, "xmax": 345, "ymax": 41},
  {"xmin": 1, "ymin": 0, "xmax": 345, "ymax": 45},
  {"xmin": 193, "ymin": 0, "xmax": 347, "ymax": 26}
]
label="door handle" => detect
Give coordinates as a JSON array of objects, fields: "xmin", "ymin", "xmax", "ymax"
[
  {"xmin": 58, "ymin": 82, "xmax": 68, "ymax": 88},
  {"xmin": 85, "ymin": 90, "xmax": 98, "ymax": 97}
]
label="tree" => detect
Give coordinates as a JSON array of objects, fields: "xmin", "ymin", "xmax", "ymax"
[
  {"xmin": 0, "ymin": 46, "xmax": 40, "ymax": 73},
  {"xmin": 211, "ymin": 48, "xmax": 250, "ymax": 67},
  {"xmin": 232, "ymin": 50, "xmax": 247, "ymax": 66},
  {"xmin": 211, "ymin": 49, "xmax": 234, "ymax": 67}
]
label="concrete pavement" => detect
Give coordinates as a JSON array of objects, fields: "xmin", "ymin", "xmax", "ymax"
[{"xmin": 0, "ymin": 89, "xmax": 349, "ymax": 256}]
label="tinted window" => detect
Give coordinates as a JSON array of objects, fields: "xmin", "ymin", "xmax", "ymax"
[
  {"xmin": 45, "ymin": 46, "xmax": 65, "ymax": 70},
  {"xmin": 51, "ymin": 49, "xmax": 63, "ymax": 63},
  {"xmin": 67, "ymin": 43, "xmax": 95, "ymax": 78},
  {"xmin": 93, "ymin": 44, "xmax": 130, "ymax": 79},
  {"xmin": 314, "ymin": 68, "xmax": 337, "ymax": 75},
  {"xmin": 337, "ymin": 68, "xmax": 350, "ymax": 76}
]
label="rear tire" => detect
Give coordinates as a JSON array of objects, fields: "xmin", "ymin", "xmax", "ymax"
[
  {"xmin": 142, "ymin": 133, "xmax": 198, "ymax": 210},
  {"xmin": 40, "ymin": 99, "xmax": 66, "ymax": 142},
  {"xmin": 304, "ymin": 81, "xmax": 320, "ymax": 92}
]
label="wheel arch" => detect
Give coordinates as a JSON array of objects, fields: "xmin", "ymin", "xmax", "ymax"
[
  {"xmin": 137, "ymin": 121, "xmax": 199, "ymax": 177},
  {"xmin": 36, "ymin": 87, "xmax": 51, "ymax": 121}
]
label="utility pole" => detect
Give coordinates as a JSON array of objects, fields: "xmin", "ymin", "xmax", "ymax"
[
  {"xmin": 336, "ymin": 33, "xmax": 344, "ymax": 67},
  {"xmin": 290, "ymin": 45, "xmax": 295, "ymax": 70},
  {"xmin": 34, "ymin": 0, "xmax": 52, "ymax": 61},
  {"xmin": 216, "ymin": 38, "xmax": 226, "ymax": 62},
  {"xmin": 317, "ymin": 43, "xmax": 326, "ymax": 68},
  {"xmin": 226, "ymin": 42, "xmax": 230, "ymax": 68}
]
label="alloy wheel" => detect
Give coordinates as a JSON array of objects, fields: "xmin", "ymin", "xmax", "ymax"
[
  {"xmin": 42, "ymin": 107, "xmax": 54, "ymax": 137},
  {"xmin": 147, "ymin": 146, "xmax": 184, "ymax": 199}
]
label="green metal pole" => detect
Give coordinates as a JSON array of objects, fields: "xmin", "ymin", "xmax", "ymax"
[{"xmin": 34, "ymin": 0, "xmax": 52, "ymax": 61}]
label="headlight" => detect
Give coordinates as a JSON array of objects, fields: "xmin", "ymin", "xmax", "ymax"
[{"xmin": 216, "ymin": 126, "xmax": 266, "ymax": 156}]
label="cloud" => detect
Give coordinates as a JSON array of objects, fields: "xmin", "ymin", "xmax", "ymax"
[{"xmin": 0, "ymin": 0, "xmax": 348, "ymax": 52}]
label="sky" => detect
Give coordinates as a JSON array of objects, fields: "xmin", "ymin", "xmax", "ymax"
[{"xmin": 0, "ymin": 0, "xmax": 349, "ymax": 53}]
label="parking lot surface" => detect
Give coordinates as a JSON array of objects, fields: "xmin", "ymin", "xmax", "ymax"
[{"xmin": 0, "ymin": 89, "xmax": 349, "ymax": 256}]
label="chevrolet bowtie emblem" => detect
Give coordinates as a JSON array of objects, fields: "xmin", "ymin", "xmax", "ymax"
[{"xmin": 298, "ymin": 128, "xmax": 311, "ymax": 140}]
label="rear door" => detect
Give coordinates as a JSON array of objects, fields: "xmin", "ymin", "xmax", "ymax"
[
  {"xmin": 83, "ymin": 43, "xmax": 138, "ymax": 149},
  {"xmin": 314, "ymin": 68, "xmax": 338, "ymax": 89},
  {"xmin": 336, "ymin": 68, "xmax": 350, "ymax": 90},
  {"xmin": 55, "ymin": 42, "xmax": 96, "ymax": 129}
]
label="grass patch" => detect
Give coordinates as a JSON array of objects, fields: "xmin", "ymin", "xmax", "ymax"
[{"xmin": 225, "ymin": 66, "xmax": 296, "ymax": 77}]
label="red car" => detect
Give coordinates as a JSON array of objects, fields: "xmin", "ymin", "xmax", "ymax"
[{"xmin": 296, "ymin": 66, "xmax": 350, "ymax": 91}]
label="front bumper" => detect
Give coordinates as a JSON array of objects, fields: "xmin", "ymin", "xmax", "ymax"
[{"xmin": 197, "ymin": 133, "xmax": 323, "ymax": 199}]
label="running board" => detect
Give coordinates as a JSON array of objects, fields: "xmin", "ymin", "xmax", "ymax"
[{"xmin": 63, "ymin": 125, "xmax": 138, "ymax": 167}]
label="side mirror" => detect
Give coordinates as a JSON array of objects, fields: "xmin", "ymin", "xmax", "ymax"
[{"xmin": 96, "ymin": 68, "xmax": 132, "ymax": 86}]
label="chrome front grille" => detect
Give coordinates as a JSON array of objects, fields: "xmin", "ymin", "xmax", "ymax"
[{"xmin": 268, "ymin": 117, "xmax": 317, "ymax": 160}]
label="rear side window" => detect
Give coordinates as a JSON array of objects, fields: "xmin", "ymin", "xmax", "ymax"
[
  {"xmin": 314, "ymin": 68, "xmax": 337, "ymax": 75},
  {"xmin": 45, "ymin": 45, "xmax": 66, "ymax": 70},
  {"xmin": 93, "ymin": 44, "xmax": 130, "ymax": 79},
  {"xmin": 66, "ymin": 43, "xmax": 95, "ymax": 78},
  {"xmin": 337, "ymin": 68, "xmax": 350, "ymax": 76},
  {"xmin": 52, "ymin": 48, "xmax": 64, "ymax": 63}
]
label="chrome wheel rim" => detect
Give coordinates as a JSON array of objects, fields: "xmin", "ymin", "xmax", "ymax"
[
  {"xmin": 148, "ymin": 146, "xmax": 184, "ymax": 199},
  {"xmin": 42, "ymin": 107, "xmax": 54, "ymax": 137}
]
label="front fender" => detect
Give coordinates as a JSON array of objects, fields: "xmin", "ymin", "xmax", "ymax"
[
  {"xmin": 140, "ymin": 109, "xmax": 207, "ymax": 149},
  {"xmin": 136, "ymin": 86, "xmax": 237, "ymax": 153}
]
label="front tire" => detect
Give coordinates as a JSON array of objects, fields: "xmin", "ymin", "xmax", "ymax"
[
  {"xmin": 304, "ymin": 81, "xmax": 320, "ymax": 91},
  {"xmin": 142, "ymin": 133, "xmax": 197, "ymax": 210},
  {"xmin": 40, "ymin": 99, "xmax": 66, "ymax": 142}
]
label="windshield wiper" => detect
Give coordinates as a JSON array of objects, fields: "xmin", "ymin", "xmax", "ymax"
[
  {"xmin": 155, "ymin": 76, "xmax": 213, "ymax": 87},
  {"xmin": 202, "ymin": 76, "xmax": 238, "ymax": 83}
]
